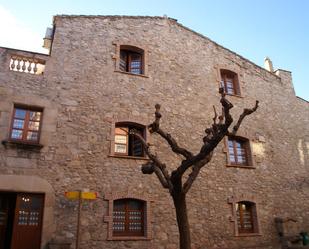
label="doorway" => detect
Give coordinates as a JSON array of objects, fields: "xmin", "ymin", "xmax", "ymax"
[{"xmin": 0, "ymin": 192, "xmax": 44, "ymax": 249}]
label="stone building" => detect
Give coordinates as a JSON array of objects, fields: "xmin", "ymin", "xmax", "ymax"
[{"xmin": 0, "ymin": 15, "xmax": 308, "ymax": 249}]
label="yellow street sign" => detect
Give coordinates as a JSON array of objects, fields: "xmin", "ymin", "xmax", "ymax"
[
  {"xmin": 65, "ymin": 191, "xmax": 80, "ymax": 199},
  {"xmin": 81, "ymin": 192, "xmax": 97, "ymax": 200},
  {"xmin": 65, "ymin": 191, "xmax": 97, "ymax": 200}
]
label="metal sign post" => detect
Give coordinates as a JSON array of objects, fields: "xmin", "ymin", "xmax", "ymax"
[{"xmin": 65, "ymin": 191, "xmax": 97, "ymax": 249}]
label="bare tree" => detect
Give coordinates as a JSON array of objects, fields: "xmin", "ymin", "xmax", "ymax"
[{"xmin": 131, "ymin": 88, "xmax": 259, "ymax": 249}]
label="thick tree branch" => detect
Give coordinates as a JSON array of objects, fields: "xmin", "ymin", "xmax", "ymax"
[
  {"xmin": 156, "ymin": 129, "xmax": 194, "ymax": 159},
  {"xmin": 182, "ymin": 152, "xmax": 213, "ymax": 194},
  {"xmin": 172, "ymin": 89, "xmax": 234, "ymax": 179},
  {"xmin": 142, "ymin": 162, "xmax": 169, "ymax": 188},
  {"xmin": 212, "ymin": 105, "xmax": 218, "ymax": 125},
  {"xmin": 140, "ymin": 89, "xmax": 258, "ymax": 195},
  {"xmin": 130, "ymin": 130, "xmax": 173, "ymax": 191},
  {"xmin": 149, "ymin": 104, "xmax": 193, "ymax": 159},
  {"xmin": 231, "ymin": 100, "xmax": 259, "ymax": 135}
]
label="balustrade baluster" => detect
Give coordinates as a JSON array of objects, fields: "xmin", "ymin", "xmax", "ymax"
[
  {"xmin": 22, "ymin": 59, "xmax": 26, "ymax": 72},
  {"xmin": 27, "ymin": 61, "xmax": 32, "ymax": 73},
  {"xmin": 33, "ymin": 62, "xmax": 38, "ymax": 74},
  {"xmin": 10, "ymin": 58, "xmax": 16, "ymax": 70},
  {"xmin": 16, "ymin": 59, "xmax": 21, "ymax": 71}
]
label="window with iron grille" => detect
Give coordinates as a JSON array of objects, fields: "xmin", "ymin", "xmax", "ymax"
[
  {"xmin": 113, "ymin": 199, "xmax": 145, "ymax": 236},
  {"xmin": 114, "ymin": 122, "xmax": 145, "ymax": 157},
  {"xmin": 227, "ymin": 136, "xmax": 252, "ymax": 166},
  {"xmin": 9, "ymin": 106, "xmax": 43, "ymax": 143},
  {"xmin": 236, "ymin": 201, "xmax": 256, "ymax": 234},
  {"xmin": 220, "ymin": 69, "xmax": 240, "ymax": 96},
  {"xmin": 120, "ymin": 49, "xmax": 143, "ymax": 75}
]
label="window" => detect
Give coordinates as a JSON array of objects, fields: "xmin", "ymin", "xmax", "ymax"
[
  {"xmin": 236, "ymin": 201, "xmax": 257, "ymax": 234},
  {"xmin": 9, "ymin": 106, "xmax": 42, "ymax": 143},
  {"xmin": 227, "ymin": 136, "xmax": 252, "ymax": 166},
  {"xmin": 104, "ymin": 192, "xmax": 152, "ymax": 240},
  {"xmin": 113, "ymin": 199, "xmax": 145, "ymax": 237},
  {"xmin": 118, "ymin": 45, "xmax": 144, "ymax": 75},
  {"xmin": 220, "ymin": 69, "xmax": 240, "ymax": 95},
  {"xmin": 228, "ymin": 196, "xmax": 260, "ymax": 236},
  {"xmin": 114, "ymin": 123, "xmax": 145, "ymax": 157},
  {"xmin": 120, "ymin": 49, "xmax": 143, "ymax": 74}
]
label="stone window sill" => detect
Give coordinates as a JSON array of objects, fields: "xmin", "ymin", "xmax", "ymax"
[
  {"xmin": 109, "ymin": 154, "xmax": 149, "ymax": 161},
  {"xmin": 107, "ymin": 236, "xmax": 151, "ymax": 241},
  {"xmin": 2, "ymin": 139, "xmax": 44, "ymax": 150},
  {"xmin": 114, "ymin": 70, "xmax": 149, "ymax": 78},
  {"xmin": 226, "ymin": 164, "xmax": 255, "ymax": 169},
  {"xmin": 235, "ymin": 232, "xmax": 262, "ymax": 237},
  {"xmin": 226, "ymin": 93, "xmax": 243, "ymax": 98}
]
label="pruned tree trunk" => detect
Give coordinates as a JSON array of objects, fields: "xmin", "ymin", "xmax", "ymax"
[
  {"xmin": 173, "ymin": 193, "xmax": 191, "ymax": 249},
  {"xmin": 131, "ymin": 89, "xmax": 259, "ymax": 249}
]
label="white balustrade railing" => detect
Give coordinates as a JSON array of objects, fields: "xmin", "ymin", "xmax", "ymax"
[{"xmin": 10, "ymin": 56, "xmax": 45, "ymax": 75}]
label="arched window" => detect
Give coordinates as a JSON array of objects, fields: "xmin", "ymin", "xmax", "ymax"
[
  {"xmin": 114, "ymin": 122, "xmax": 146, "ymax": 157},
  {"xmin": 113, "ymin": 198, "xmax": 145, "ymax": 236},
  {"xmin": 220, "ymin": 69, "xmax": 240, "ymax": 96},
  {"xmin": 119, "ymin": 45, "xmax": 144, "ymax": 75},
  {"xmin": 236, "ymin": 201, "xmax": 258, "ymax": 234}
]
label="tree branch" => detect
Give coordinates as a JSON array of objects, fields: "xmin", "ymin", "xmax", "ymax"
[
  {"xmin": 130, "ymin": 130, "xmax": 173, "ymax": 191},
  {"xmin": 141, "ymin": 88, "xmax": 258, "ymax": 195},
  {"xmin": 149, "ymin": 104, "xmax": 193, "ymax": 159},
  {"xmin": 231, "ymin": 100, "xmax": 259, "ymax": 135},
  {"xmin": 141, "ymin": 162, "xmax": 169, "ymax": 188},
  {"xmin": 172, "ymin": 88, "xmax": 234, "ymax": 179},
  {"xmin": 182, "ymin": 152, "xmax": 213, "ymax": 193}
]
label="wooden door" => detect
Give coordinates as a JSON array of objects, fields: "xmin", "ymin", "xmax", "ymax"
[
  {"xmin": 11, "ymin": 193, "xmax": 44, "ymax": 249},
  {"xmin": 0, "ymin": 195, "xmax": 9, "ymax": 249}
]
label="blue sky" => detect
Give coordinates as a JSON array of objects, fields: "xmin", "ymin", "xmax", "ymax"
[{"xmin": 0, "ymin": 0, "xmax": 308, "ymax": 101}]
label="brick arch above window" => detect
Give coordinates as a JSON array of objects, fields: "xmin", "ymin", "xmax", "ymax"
[
  {"xmin": 228, "ymin": 195, "xmax": 261, "ymax": 236},
  {"xmin": 112, "ymin": 42, "xmax": 149, "ymax": 77},
  {"xmin": 104, "ymin": 191, "xmax": 153, "ymax": 240}
]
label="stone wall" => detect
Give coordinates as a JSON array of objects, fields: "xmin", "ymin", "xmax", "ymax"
[{"xmin": 0, "ymin": 16, "xmax": 308, "ymax": 249}]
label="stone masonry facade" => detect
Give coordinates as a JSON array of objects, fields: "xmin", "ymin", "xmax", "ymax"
[{"xmin": 0, "ymin": 15, "xmax": 308, "ymax": 249}]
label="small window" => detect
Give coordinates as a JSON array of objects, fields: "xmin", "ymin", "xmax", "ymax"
[
  {"xmin": 113, "ymin": 199, "xmax": 145, "ymax": 237},
  {"xmin": 227, "ymin": 136, "xmax": 252, "ymax": 166},
  {"xmin": 119, "ymin": 46, "xmax": 144, "ymax": 75},
  {"xmin": 9, "ymin": 106, "xmax": 43, "ymax": 143},
  {"xmin": 114, "ymin": 123, "xmax": 145, "ymax": 157},
  {"xmin": 236, "ymin": 201, "xmax": 257, "ymax": 234},
  {"xmin": 220, "ymin": 69, "xmax": 240, "ymax": 95}
]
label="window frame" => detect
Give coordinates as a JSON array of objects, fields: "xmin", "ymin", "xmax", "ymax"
[
  {"xmin": 9, "ymin": 105, "xmax": 43, "ymax": 144},
  {"xmin": 220, "ymin": 69, "xmax": 241, "ymax": 96},
  {"xmin": 225, "ymin": 136, "xmax": 254, "ymax": 168},
  {"xmin": 112, "ymin": 198, "xmax": 145, "ymax": 237},
  {"xmin": 228, "ymin": 196, "xmax": 261, "ymax": 237},
  {"xmin": 120, "ymin": 49, "xmax": 143, "ymax": 75},
  {"xmin": 110, "ymin": 121, "xmax": 148, "ymax": 160},
  {"xmin": 236, "ymin": 201, "xmax": 255, "ymax": 234},
  {"xmin": 104, "ymin": 192, "xmax": 153, "ymax": 241},
  {"xmin": 113, "ymin": 42, "xmax": 149, "ymax": 77}
]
